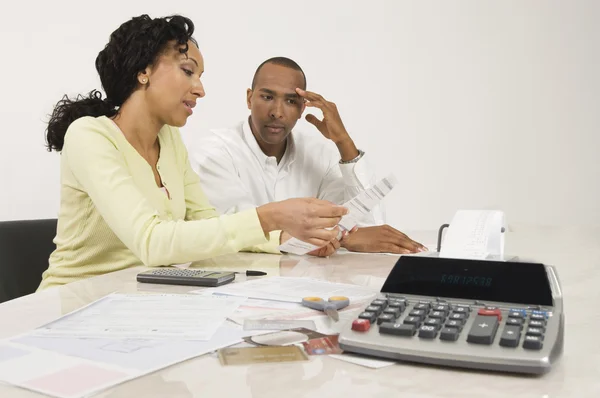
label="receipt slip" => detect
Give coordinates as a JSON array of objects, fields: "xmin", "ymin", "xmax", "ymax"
[
  {"xmin": 278, "ymin": 174, "xmax": 398, "ymax": 255},
  {"xmin": 439, "ymin": 210, "xmax": 506, "ymax": 260},
  {"xmin": 218, "ymin": 346, "xmax": 308, "ymax": 366}
]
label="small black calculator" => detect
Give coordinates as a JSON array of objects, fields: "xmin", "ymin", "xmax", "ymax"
[{"xmin": 136, "ymin": 268, "xmax": 236, "ymax": 287}]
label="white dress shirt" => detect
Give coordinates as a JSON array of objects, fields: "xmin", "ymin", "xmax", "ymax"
[{"xmin": 189, "ymin": 118, "xmax": 385, "ymax": 226}]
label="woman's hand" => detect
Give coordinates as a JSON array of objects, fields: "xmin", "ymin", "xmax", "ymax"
[{"xmin": 259, "ymin": 198, "xmax": 347, "ymax": 247}]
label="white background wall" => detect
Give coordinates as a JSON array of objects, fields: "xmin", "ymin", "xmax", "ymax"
[{"xmin": 1, "ymin": 0, "xmax": 598, "ymax": 231}]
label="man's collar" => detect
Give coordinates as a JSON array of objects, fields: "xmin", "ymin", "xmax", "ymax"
[
  {"xmin": 242, "ymin": 117, "xmax": 296, "ymax": 169},
  {"xmin": 242, "ymin": 118, "xmax": 269, "ymax": 166}
]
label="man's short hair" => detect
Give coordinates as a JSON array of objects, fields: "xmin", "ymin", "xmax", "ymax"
[{"xmin": 251, "ymin": 57, "xmax": 307, "ymax": 90}]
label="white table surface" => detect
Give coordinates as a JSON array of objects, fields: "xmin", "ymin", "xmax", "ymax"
[{"xmin": 0, "ymin": 225, "xmax": 598, "ymax": 397}]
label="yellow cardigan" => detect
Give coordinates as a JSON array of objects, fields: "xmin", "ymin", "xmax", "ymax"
[{"xmin": 39, "ymin": 116, "xmax": 280, "ymax": 290}]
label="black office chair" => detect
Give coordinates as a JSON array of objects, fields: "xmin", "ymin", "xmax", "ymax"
[{"xmin": 0, "ymin": 218, "xmax": 57, "ymax": 303}]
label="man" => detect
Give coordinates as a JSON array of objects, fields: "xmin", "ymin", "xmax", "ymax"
[{"xmin": 190, "ymin": 57, "xmax": 426, "ymax": 254}]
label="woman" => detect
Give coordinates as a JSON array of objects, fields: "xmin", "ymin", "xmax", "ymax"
[{"xmin": 39, "ymin": 14, "xmax": 344, "ymax": 290}]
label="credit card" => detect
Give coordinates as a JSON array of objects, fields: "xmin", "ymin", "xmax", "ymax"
[
  {"xmin": 302, "ymin": 335, "xmax": 342, "ymax": 355},
  {"xmin": 218, "ymin": 345, "xmax": 308, "ymax": 366}
]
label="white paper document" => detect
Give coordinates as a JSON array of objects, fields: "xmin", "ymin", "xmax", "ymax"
[
  {"xmin": 31, "ymin": 293, "xmax": 245, "ymax": 341},
  {"xmin": 9, "ymin": 322, "xmax": 253, "ymax": 373},
  {"xmin": 278, "ymin": 174, "xmax": 398, "ymax": 255},
  {"xmin": 439, "ymin": 210, "xmax": 506, "ymax": 260},
  {"xmin": 243, "ymin": 319, "xmax": 317, "ymax": 331},
  {"xmin": 194, "ymin": 276, "xmax": 376, "ymax": 304},
  {"xmin": 236, "ymin": 298, "xmax": 304, "ymax": 311},
  {"xmin": 330, "ymin": 353, "xmax": 396, "ymax": 369},
  {"xmin": 0, "ymin": 322, "xmax": 259, "ymax": 398}
]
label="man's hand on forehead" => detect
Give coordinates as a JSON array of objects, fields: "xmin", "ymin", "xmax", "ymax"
[{"xmin": 295, "ymin": 88, "xmax": 350, "ymax": 144}]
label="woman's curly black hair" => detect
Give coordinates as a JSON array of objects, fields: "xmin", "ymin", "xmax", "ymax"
[{"xmin": 46, "ymin": 14, "xmax": 197, "ymax": 152}]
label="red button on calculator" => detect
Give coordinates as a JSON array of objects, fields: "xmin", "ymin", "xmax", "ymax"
[
  {"xmin": 478, "ymin": 308, "xmax": 502, "ymax": 320},
  {"xmin": 352, "ymin": 319, "xmax": 371, "ymax": 332}
]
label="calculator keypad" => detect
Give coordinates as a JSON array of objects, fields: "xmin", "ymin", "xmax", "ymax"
[
  {"xmin": 376, "ymin": 299, "xmax": 472, "ymax": 339},
  {"xmin": 147, "ymin": 269, "xmax": 209, "ymax": 276},
  {"xmin": 354, "ymin": 298, "xmax": 550, "ymax": 351}
]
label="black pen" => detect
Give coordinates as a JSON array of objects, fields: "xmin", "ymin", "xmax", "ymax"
[{"xmin": 231, "ymin": 270, "xmax": 267, "ymax": 276}]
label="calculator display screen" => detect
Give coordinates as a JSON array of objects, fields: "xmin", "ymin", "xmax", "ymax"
[{"xmin": 381, "ymin": 256, "xmax": 554, "ymax": 306}]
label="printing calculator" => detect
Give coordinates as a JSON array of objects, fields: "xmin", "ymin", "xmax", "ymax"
[{"xmin": 338, "ymin": 253, "xmax": 564, "ymax": 374}]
